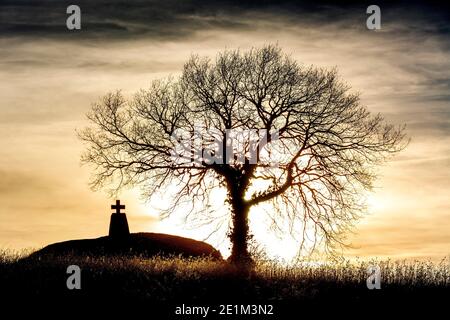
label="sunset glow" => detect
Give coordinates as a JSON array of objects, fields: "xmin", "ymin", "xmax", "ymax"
[{"xmin": 1, "ymin": 1, "xmax": 449, "ymax": 263}]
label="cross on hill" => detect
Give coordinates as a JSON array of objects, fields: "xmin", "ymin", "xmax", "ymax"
[{"xmin": 111, "ymin": 200, "xmax": 125, "ymax": 214}]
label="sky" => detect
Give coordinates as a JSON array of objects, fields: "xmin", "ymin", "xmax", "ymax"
[{"xmin": 0, "ymin": 0, "xmax": 449, "ymax": 261}]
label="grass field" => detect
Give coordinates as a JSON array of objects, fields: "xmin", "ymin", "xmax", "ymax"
[{"xmin": 1, "ymin": 250, "xmax": 449, "ymax": 317}]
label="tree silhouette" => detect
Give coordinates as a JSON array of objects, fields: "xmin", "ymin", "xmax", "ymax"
[{"xmin": 79, "ymin": 45, "xmax": 407, "ymax": 263}]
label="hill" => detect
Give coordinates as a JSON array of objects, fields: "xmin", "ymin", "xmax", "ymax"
[{"xmin": 29, "ymin": 232, "xmax": 222, "ymax": 260}]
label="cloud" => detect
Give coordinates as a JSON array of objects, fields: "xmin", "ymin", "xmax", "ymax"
[
  {"xmin": 1, "ymin": 1, "xmax": 449, "ymax": 40},
  {"xmin": 348, "ymin": 209, "xmax": 450, "ymax": 259},
  {"xmin": 0, "ymin": 169, "xmax": 56, "ymax": 196}
]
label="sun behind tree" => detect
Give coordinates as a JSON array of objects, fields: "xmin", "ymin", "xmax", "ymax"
[{"xmin": 79, "ymin": 45, "xmax": 407, "ymax": 264}]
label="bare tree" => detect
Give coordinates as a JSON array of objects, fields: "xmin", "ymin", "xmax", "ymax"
[{"xmin": 79, "ymin": 45, "xmax": 407, "ymax": 263}]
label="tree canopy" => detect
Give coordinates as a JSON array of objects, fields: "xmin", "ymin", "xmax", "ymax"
[{"xmin": 79, "ymin": 45, "xmax": 407, "ymax": 262}]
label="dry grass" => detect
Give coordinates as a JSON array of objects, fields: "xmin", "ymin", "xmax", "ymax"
[
  {"xmin": 256, "ymin": 258, "xmax": 450, "ymax": 287},
  {"xmin": 2, "ymin": 249, "xmax": 450, "ymax": 283},
  {"xmin": 0, "ymin": 249, "xmax": 449, "ymax": 312}
]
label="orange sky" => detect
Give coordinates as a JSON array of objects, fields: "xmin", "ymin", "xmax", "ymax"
[{"xmin": 0, "ymin": 4, "xmax": 449, "ymax": 261}]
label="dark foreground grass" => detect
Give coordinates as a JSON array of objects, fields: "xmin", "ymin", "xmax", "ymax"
[{"xmin": 0, "ymin": 250, "xmax": 449, "ymax": 317}]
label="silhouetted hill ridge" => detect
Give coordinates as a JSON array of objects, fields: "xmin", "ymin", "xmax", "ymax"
[{"xmin": 30, "ymin": 232, "xmax": 222, "ymax": 260}]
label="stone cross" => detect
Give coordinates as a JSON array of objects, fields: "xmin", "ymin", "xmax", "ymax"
[
  {"xmin": 111, "ymin": 199, "xmax": 125, "ymax": 214},
  {"xmin": 109, "ymin": 200, "xmax": 130, "ymax": 239}
]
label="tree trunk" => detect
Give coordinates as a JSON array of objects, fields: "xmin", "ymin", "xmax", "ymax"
[{"xmin": 228, "ymin": 199, "xmax": 252, "ymax": 264}]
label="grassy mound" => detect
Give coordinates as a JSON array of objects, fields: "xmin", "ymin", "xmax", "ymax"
[{"xmin": 27, "ymin": 232, "xmax": 222, "ymax": 260}]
